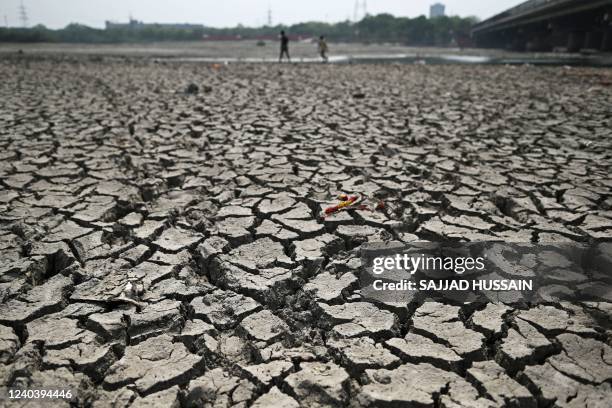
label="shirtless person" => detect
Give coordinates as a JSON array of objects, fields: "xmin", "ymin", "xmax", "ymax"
[{"xmin": 279, "ymin": 30, "xmax": 290, "ymax": 63}]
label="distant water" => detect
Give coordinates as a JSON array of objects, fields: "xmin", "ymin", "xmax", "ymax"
[{"xmin": 155, "ymin": 53, "xmax": 612, "ymax": 67}]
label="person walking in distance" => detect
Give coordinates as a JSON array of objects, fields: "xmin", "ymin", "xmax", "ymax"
[
  {"xmin": 318, "ymin": 36, "xmax": 329, "ymax": 63},
  {"xmin": 279, "ymin": 30, "xmax": 290, "ymax": 63}
]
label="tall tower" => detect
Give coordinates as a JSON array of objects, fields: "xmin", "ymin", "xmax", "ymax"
[
  {"xmin": 267, "ymin": 5, "xmax": 272, "ymax": 26},
  {"xmin": 19, "ymin": 1, "xmax": 28, "ymax": 28},
  {"xmin": 353, "ymin": 0, "xmax": 368, "ymax": 22}
]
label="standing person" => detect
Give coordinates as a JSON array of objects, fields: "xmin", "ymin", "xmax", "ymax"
[
  {"xmin": 279, "ymin": 30, "xmax": 290, "ymax": 63},
  {"xmin": 318, "ymin": 35, "xmax": 329, "ymax": 63}
]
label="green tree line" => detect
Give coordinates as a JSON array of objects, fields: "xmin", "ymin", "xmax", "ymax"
[{"xmin": 0, "ymin": 14, "xmax": 479, "ymax": 46}]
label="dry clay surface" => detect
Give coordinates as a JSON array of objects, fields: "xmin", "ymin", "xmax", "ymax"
[{"xmin": 0, "ymin": 56, "xmax": 612, "ymax": 407}]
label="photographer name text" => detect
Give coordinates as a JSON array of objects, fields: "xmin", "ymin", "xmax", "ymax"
[{"xmin": 372, "ymin": 279, "xmax": 533, "ymax": 291}]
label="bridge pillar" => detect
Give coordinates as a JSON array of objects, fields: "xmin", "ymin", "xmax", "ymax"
[
  {"xmin": 602, "ymin": 29, "xmax": 612, "ymax": 51},
  {"xmin": 567, "ymin": 31, "xmax": 584, "ymax": 52},
  {"xmin": 583, "ymin": 31, "xmax": 601, "ymax": 50}
]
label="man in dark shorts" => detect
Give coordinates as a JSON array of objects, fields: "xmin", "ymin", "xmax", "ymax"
[{"xmin": 279, "ymin": 30, "xmax": 290, "ymax": 63}]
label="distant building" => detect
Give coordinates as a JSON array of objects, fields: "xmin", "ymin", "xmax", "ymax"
[
  {"xmin": 105, "ymin": 18, "xmax": 203, "ymax": 30},
  {"xmin": 430, "ymin": 3, "xmax": 445, "ymax": 18}
]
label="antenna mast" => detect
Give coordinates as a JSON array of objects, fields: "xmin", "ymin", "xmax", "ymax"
[
  {"xmin": 353, "ymin": 0, "xmax": 368, "ymax": 22},
  {"xmin": 19, "ymin": 1, "xmax": 28, "ymax": 28}
]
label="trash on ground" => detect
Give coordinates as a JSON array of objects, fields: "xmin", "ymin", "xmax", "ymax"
[{"xmin": 323, "ymin": 193, "xmax": 385, "ymax": 217}]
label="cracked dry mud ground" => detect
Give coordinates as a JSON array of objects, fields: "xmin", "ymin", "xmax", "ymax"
[{"xmin": 0, "ymin": 56, "xmax": 611, "ymax": 407}]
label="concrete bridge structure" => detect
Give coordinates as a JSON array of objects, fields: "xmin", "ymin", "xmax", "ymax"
[{"xmin": 472, "ymin": 0, "xmax": 612, "ymax": 52}]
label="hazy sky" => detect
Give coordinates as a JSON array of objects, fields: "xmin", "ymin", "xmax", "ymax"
[{"xmin": 2, "ymin": 0, "xmax": 524, "ymax": 29}]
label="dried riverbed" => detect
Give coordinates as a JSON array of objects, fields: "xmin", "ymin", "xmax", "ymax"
[{"xmin": 1, "ymin": 56, "xmax": 611, "ymax": 407}]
